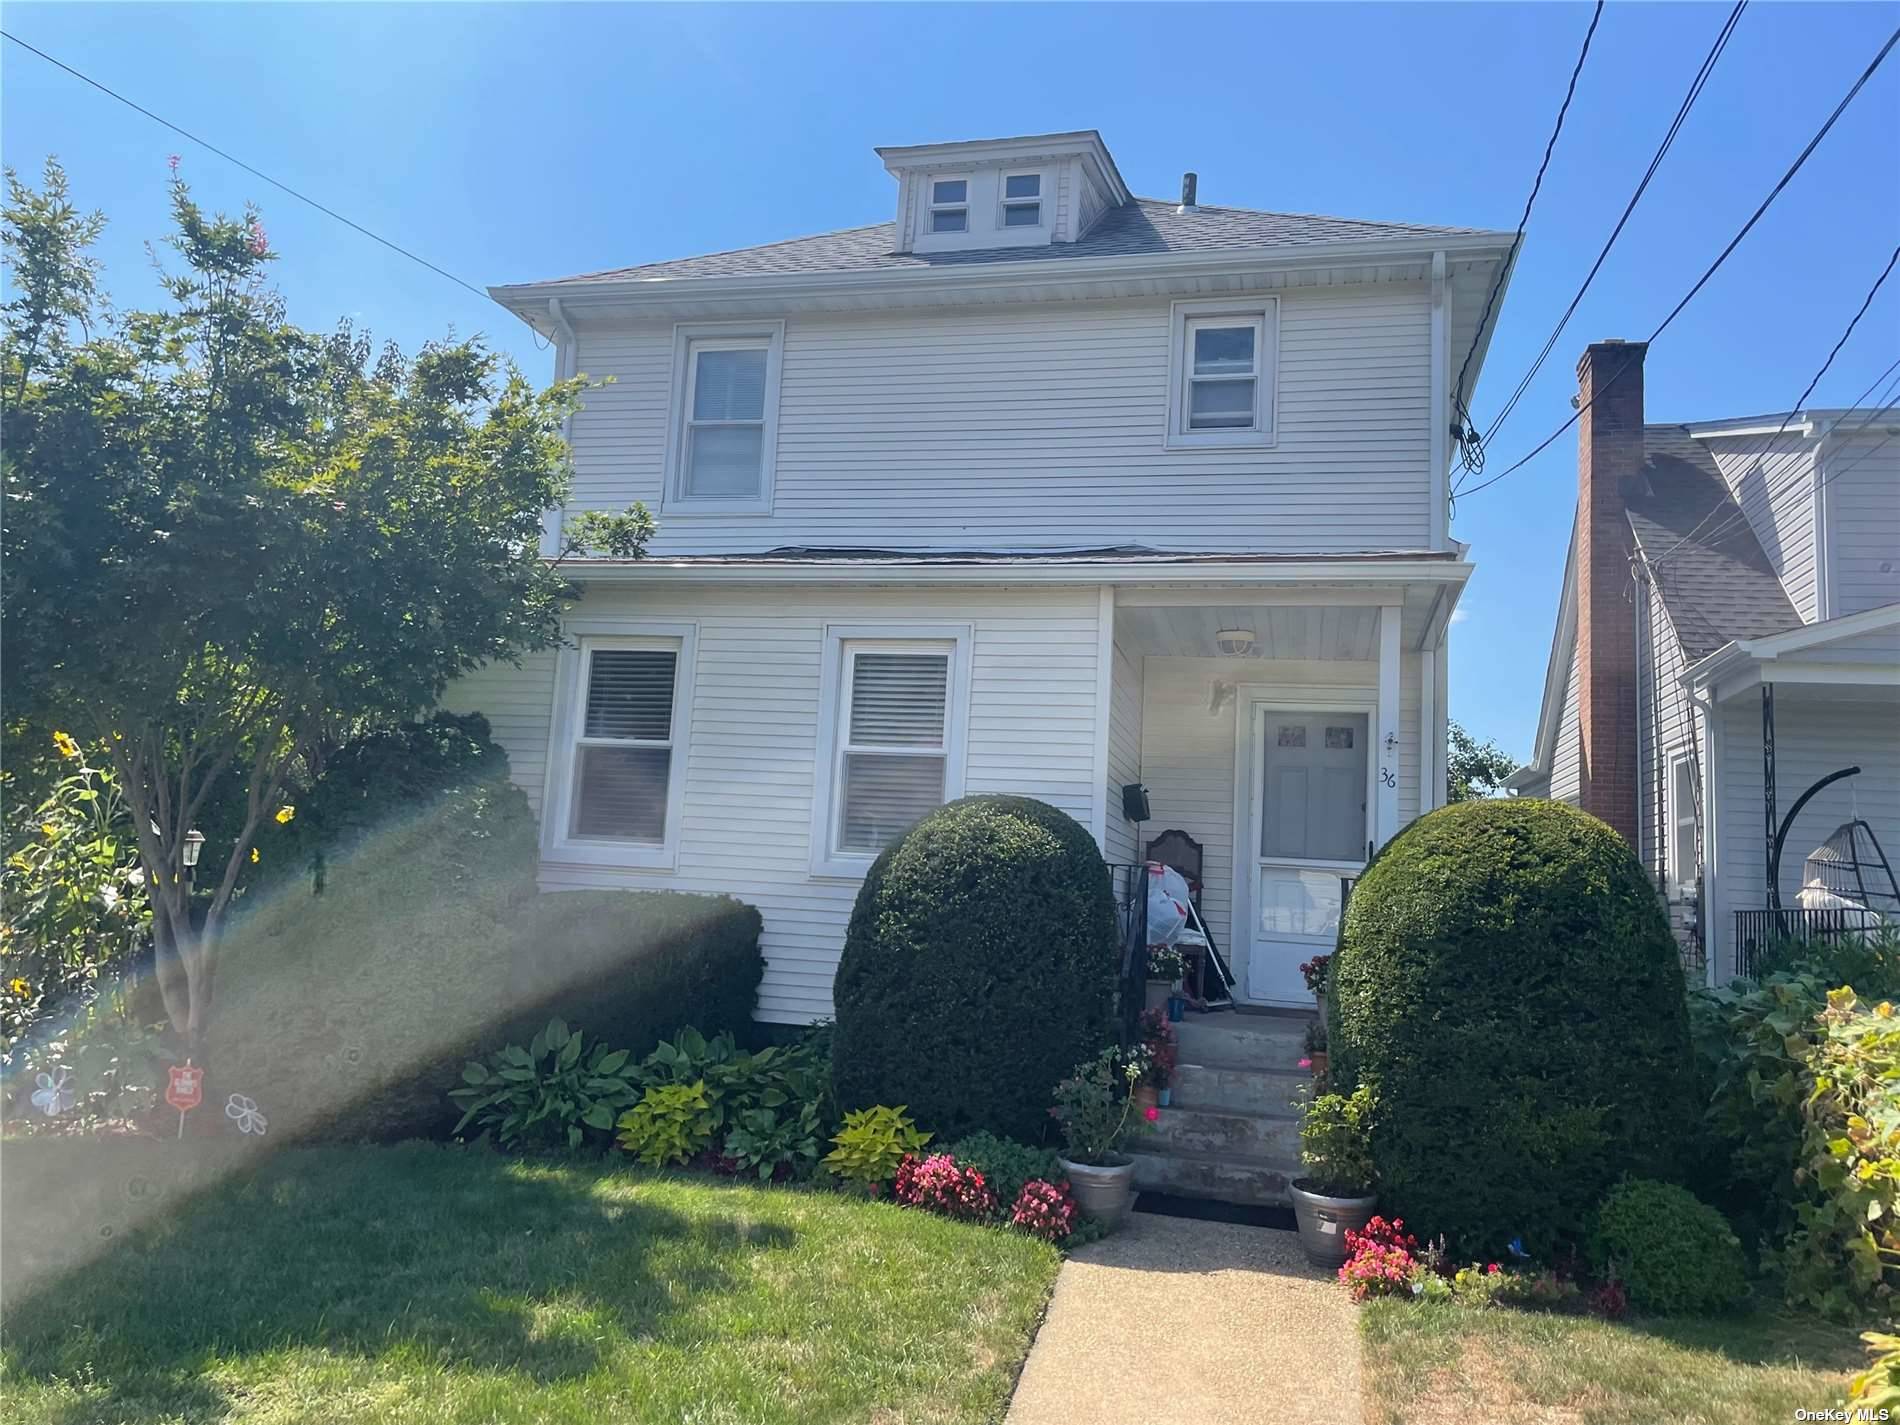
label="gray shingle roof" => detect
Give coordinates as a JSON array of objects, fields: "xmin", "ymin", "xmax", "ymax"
[
  {"xmin": 526, "ymin": 198, "xmax": 1494, "ymax": 287},
  {"xmin": 1626, "ymin": 425, "xmax": 1802, "ymax": 662}
]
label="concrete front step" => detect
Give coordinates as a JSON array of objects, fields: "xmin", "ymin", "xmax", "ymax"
[
  {"xmin": 1174, "ymin": 1011, "xmax": 1314, "ymax": 1073},
  {"xmin": 1148, "ymin": 1103, "xmax": 1300, "ymax": 1162},
  {"xmin": 1129, "ymin": 1144, "xmax": 1296, "ymax": 1206},
  {"xmin": 1170, "ymin": 1062, "xmax": 1309, "ymax": 1117}
]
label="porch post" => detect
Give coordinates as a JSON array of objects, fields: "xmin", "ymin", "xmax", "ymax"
[
  {"xmin": 1376, "ymin": 604, "xmax": 1402, "ymax": 851},
  {"xmin": 1762, "ymin": 683, "xmax": 1778, "ymax": 911}
]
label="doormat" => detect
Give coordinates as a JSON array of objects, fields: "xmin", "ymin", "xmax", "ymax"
[{"xmin": 1133, "ymin": 1191, "xmax": 1296, "ymax": 1232}]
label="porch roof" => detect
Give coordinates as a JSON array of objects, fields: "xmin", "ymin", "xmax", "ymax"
[{"xmin": 1681, "ymin": 603, "xmax": 1900, "ymax": 702}]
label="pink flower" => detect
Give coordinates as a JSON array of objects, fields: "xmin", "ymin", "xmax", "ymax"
[
  {"xmin": 167, "ymin": 153, "xmax": 181, "ymax": 173},
  {"xmin": 1298, "ymin": 1057, "xmax": 1312, "ymax": 1069},
  {"xmin": 248, "ymin": 217, "xmax": 269, "ymax": 256},
  {"xmin": 1143, "ymin": 1106, "xmax": 1159, "ymax": 1122}
]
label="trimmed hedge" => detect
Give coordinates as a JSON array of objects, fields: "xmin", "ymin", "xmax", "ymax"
[
  {"xmin": 830, "ymin": 795, "xmax": 1119, "ymax": 1142},
  {"xmin": 206, "ymin": 722, "xmax": 762, "ymax": 1143},
  {"xmin": 1590, "ymin": 1179, "xmax": 1749, "ymax": 1316},
  {"xmin": 1329, "ymin": 799, "xmax": 1695, "ymax": 1258}
]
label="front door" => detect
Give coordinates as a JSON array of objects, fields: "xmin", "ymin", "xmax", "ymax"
[{"xmin": 1244, "ymin": 706, "xmax": 1368, "ymax": 1004}]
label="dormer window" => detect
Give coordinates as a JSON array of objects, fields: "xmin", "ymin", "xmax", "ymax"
[
  {"xmin": 928, "ymin": 178, "xmax": 969, "ymax": 234},
  {"xmin": 1001, "ymin": 173, "xmax": 1042, "ymax": 228}
]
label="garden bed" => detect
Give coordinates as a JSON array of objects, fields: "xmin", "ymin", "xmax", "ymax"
[
  {"xmin": 0, "ymin": 1142, "xmax": 1061, "ymax": 1425},
  {"xmin": 1360, "ymin": 1298, "xmax": 1862, "ymax": 1425}
]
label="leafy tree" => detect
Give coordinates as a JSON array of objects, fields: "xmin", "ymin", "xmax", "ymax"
[
  {"xmin": 1, "ymin": 159, "xmax": 650, "ymax": 1047},
  {"xmin": 1446, "ymin": 719, "xmax": 1519, "ymax": 803}
]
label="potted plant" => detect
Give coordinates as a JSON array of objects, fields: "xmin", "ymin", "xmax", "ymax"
[
  {"xmin": 1137, "ymin": 1007, "xmax": 1178, "ymax": 1108},
  {"xmin": 1302, "ymin": 1019, "xmax": 1327, "ymax": 1082},
  {"xmin": 1288, "ymin": 1083, "xmax": 1377, "ymax": 1265},
  {"xmin": 1050, "ymin": 1047, "xmax": 1152, "ymax": 1226},
  {"xmin": 1299, "ymin": 953, "xmax": 1332, "ymax": 1022}
]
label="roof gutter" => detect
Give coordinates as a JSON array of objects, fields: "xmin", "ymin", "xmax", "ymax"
[
  {"xmin": 553, "ymin": 554, "xmax": 1475, "ymax": 588},
  {"xmin": 490, "ymin": 230, "xmax": 1517, "ymax": 315}
]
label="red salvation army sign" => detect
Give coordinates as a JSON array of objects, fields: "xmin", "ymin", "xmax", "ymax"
[{"xmin": 165, "ymin": 1063, "xmax": 205, "ymax": 1113}]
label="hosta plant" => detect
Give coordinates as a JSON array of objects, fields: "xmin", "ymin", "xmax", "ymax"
[
  {"xmin": 823, "ymin": 1105, "xmax": 930, "ymax": 1188},
  {"xmin": 450, "ymin": 1018, "xmax": 639, "ymax": 1152},
  {"xmin": 722, "ymin": 1101, "xmax": 824, "ymax": 1181},
  {"xmin": 616, "ymin": 1080, "xmax": 717, "ymax": 1167}
]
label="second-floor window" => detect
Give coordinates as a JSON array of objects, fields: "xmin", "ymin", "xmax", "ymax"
[
  {"xmin": 1001, "ymin": 173, "xmax": 1042, "ymax": 227},
  {"xmin": 928, "ymin": 177, "xmax": 969, "ymax": 234},
  {"xmin": 666, "ymin": 321, "xmax": 783, "ymax": 511},
  {"xmin": 1166, "ymin": 298, "xmax": 1279, "ymax": 449}
]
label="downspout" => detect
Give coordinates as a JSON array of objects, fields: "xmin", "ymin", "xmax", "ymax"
[
  {"xmin": 1683, "ymin": 673, "xmax": 1718, "ymax": 984},
  {"xmin": 542, "ymin": 296, "xmax": 579, "ymax": 557}
]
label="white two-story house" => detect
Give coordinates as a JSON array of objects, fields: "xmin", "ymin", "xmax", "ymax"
[{"xmin": 452, "ymin": 130, "xmax": 1517, "ymax": 1026}]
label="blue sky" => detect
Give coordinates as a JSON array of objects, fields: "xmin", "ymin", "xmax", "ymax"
[{"xmin": 5, "ymin": 2, "xmax": 1897, "ymax": 759}]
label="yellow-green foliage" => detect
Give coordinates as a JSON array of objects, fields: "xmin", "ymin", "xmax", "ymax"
[
  {"xmin": 824, "ymin": 1105, "xmax": 930, "ymax": 1186},
  {"xmin": 615, "ymin": 1081, "xmax": 716, "ymax": 1167},
  {"xmin": 1850, "ymin": 1333, "xmax": 1900, "ymax": 1414}
]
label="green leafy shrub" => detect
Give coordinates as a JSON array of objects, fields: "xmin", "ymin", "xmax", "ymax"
[
  {"xmin": 824, "ymin": 1105, "xmax": 930, "ymax": 1188},
  {"xmin": 830, "ymin": 795, "xmax": 1118, "ymax": 1141},
  {"xmin": 615, "ymin": 1081, "xmax": 716, "ymax": 1166},
  {"xmin": 1589, "ymin": 1179, "xmax": 1748, "ymax": 1316},
  {"xmin": 1298, "ymin": 1084, "xmax": 1377, "ymax": 1197},
  {"xmin": 1329, "ymin": 799, "xmax": 1695, "ymax": 1257},
  {"xmin": 722, "ymin": 1102, "xmax": 824, "ymax": 1181},
  {"xmin": 1850, "ymin": 1332, "xmax": 1900, "ymax": 1416},
  {"xmin": 1748, "ymin": 928, "xmax": 1900, "ymax": 999},
  {"xmin": 1780, "ymin": 989, "xmax": 1900, "ymax": 1318},
  {"xmin": 449, "ymin": 1018, "xmax": 639, "ymax": 1152},
  {"xmin": 1050, "ymin": 1048, "xmax": 1149, "ymax": 1166},
  {"xmin": 947, "ymin": 1131, "xmax": 1063, "ymax": 1209}
]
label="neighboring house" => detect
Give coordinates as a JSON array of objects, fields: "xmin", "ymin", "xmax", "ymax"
[
  {"xmin": 451, "ymin": 129, "xmax": 1518, "ymax": 1025},
  {"xmin": 1507, "ymin": 340, "xmax": 1900, "ymax": 983}
]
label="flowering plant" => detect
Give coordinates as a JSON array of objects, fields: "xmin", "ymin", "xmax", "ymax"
[
  {"xmin": 1298, "ymin": 954, "xmax": 1332, "ymax": 994},
  {"xmin": 1050, "ymin": 1047, "xmax": 1150, "ymax": 1165},
  {"xmin": 1010, "ymin": 1178, "xmax": 1079, "ymax": 1242},
  {"xmin": 893, "ymin": 1153, "xmax": 997, "ymax": 1221},
  {"xmin": 1297, "ymin": 1084, "xmax": 1376, "ymax": 1197},
  {"xmin": 1145, "ymin": 944, "xmax": 1186, "ymax": 983},
  {"xmin": 1136, "ymin": 1008, "xmax": 1178, "ymax": 1086},
  {"xmin": 1338, "ymin": 1216, "xmax": 1421, "ymax": 1301}
]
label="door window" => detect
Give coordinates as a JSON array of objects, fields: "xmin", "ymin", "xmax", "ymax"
[{"xmin": 1260, "ymin": 711, "xmax": 1367, "ymax": 863}]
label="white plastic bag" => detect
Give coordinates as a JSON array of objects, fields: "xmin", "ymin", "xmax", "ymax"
[{"xmin": 1145, "ymin": 863, "xmax": 1192, "ymax": 947}]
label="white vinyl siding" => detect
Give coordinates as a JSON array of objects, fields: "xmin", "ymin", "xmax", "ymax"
[
  {"xmin": 1820, "ymin": 434, "xmax": 1900, "ymax": 618},
  {"xmin": 557, "ymin": 285, "xmax": 1434, "ymax": 554},
  {"xmin": 1638, "ymin": 587, "xmax": 1700, "ymax": 958},
  {"xmin": 1550, "ymin": 638, "xmax": 1583, "ymax": 804},
  {"xmin": 1706, "ymin": 434, "xmax": 1821, "ymax": 623},
  {"xmin": 1135, "ymin": 652, "xmax": 1421, "ymax": 999},
  {"xmin": 445, "ymin": 584, "xmax": 1102, "ymax": 1024},
  {"xmin": 1104, "ymin": 641, "xmax": 1143, "ymax": 865}
]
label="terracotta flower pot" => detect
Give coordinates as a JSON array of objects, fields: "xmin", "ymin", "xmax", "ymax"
[
  {"xmin": 1060, "ymin": 1155, "xmax": 1136, "ymax": 1226},
  {"xmin": 1308, "ymin": 1050, "xmax": 1328, "ymax": 1079},
  {"xmin": 1288, "ymin": 1180, "xmax": 1378, "ymax": 1265},
  {"xmin": 1132, "ymin": 1083, "xmax": 1159, "ymax": 1114}
]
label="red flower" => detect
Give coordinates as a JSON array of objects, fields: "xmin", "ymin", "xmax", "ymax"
[{"xmin": 1143, "ymin": 1106, "xmax": 1159, "ymax": 1123}]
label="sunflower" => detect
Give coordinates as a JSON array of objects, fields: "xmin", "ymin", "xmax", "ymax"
[{"xmin": 52, "ymin": 730, "xmax": 80, "ymax": 759}]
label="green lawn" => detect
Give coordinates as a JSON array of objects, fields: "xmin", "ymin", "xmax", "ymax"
[
  {"xmin": 0, "ymin": 1142, "xmax": 1060, "ymax": 1425},
  {"xmin": 1360, "ymin": 1296, "xmax": 1865, "ymax": 1425}
]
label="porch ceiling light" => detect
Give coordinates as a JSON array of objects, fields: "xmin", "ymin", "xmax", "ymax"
[{"xmin": 1215, "ymin": 628, "xmax": 1255, "ymax": 656}]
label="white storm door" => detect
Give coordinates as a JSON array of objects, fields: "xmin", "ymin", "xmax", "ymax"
[{"xmin": 1246, "ymin": 707, "xmax": 1369, "ymax": 1005}]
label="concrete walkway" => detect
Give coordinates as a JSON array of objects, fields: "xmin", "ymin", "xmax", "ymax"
[{"xmin": 1007, "ymin": 1213, "xmax": 1360, "ymax": 1425}]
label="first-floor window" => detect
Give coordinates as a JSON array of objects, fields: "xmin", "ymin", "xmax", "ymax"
[
  {"xmin": 1667, "ymin": 753, "xmax": 1698, "ymax": 898},
  {"xmin": 813, "ymin": 629, "xmax": 968, "ymax": 874},
  {"xmin": 561, "ymin": 635, "xmax": 687, "ymax": 857}
]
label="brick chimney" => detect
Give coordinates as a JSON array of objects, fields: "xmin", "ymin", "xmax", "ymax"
[{"xmin": 1574, "ymin": 340, "xmax": 1647, "ymax": 847}]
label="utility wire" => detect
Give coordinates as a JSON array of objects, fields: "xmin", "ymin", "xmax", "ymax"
[
  {"xmin": 1452, "ymin": 0, "xmax": 1606, "ymax": 481},
  {"xmin": 1464, "ymin": 0, "xmax": 1747, "ymax": 477},
  {"xmin": 0, "ymin": 29, "xmax": 534, "ymax": 335},
  {"xmin": 1457, "ymin": 21, "xmax": 1900, "ymax": 502},
  {"xmin": 1644, "ymin": 244, "xmax": 1900, "ymax": 566}
]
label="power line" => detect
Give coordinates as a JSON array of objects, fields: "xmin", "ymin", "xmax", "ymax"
[
  {"xmin": 1452, "ymin": 0, "xmax": 1606, "ymax": 481},
  {"xmin": 1645, "ymin": 245, "xmax": 1900, "ymax": 566},
  {"xmin": 1466, "ymin": 1, "xmax": 1747, "ymax": 475},
  {"xmin": 1457, "ymin": 21, "xmax": 1900, "ymax": 502},
  {"xmin": 0, "ymin": 28, "xmax": 534, "ymax": 336}
]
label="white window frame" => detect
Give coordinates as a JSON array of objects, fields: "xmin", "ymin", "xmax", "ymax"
[
  {"xmin": 542, "ymin": 620, "xmax": 697, "ymax": 870},
  {"xmin": 809, "ymin": 623, "xmax": 971, "ymax": 879},
  {"xmin": 927, "ymin": 174, "xmax": 971, "ymax": 234},
  {"xmin": 1666, "ymin": 748, "xmax": 1698, "ymax": 899},
  {"xmin": 662, "ymin": 320, "xmax": 784, "ymax": 514},
  {"xmin": 997, "ymin": 171, "xmax": 1044, "ymax": 230},
  {"xmin": 1165, "ymin": 297, "xmax": 1279, "ymax": 450}
]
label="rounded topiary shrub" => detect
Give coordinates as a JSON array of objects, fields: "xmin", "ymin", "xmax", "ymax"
[
  {"xmin": 830, "ymin": 795, "xmax": 1119, "ymax": 1142},
  {"xmin": 1329, "ymin": 798, "xmax": 1695, "ymax": 1257},
  {"xmin": 1590, "ymin": 1179, "xmax": 1749, "ymax": 1316}
]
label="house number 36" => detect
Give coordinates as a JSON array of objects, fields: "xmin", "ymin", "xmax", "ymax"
[{"xmin": 1379, "ymin": 767, "xmax": 1396, "ymax": 788}]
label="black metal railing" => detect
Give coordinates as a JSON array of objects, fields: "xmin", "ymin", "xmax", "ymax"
[
  {"xmin": 1734, "ymin": 906, "xmax": 1884, "ymax": 979},
  {"xmin": 1108, "ymin": 862, "xmax": 1149, "ymax": 1047}
]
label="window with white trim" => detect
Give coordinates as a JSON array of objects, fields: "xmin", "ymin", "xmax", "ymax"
[
  {"xmin": 1165, "ymin": 298, "xmax": 1278, "ymax": 449},
  {"xmin": 665, "ymin": 322, "xmax": 783, "ymax": 511},
  {"xmin": 1000, "ymin": 173, "xmax": 1042, "ymax": 228},
  {"xmin": 928, "ymin": 177, "xmax": 969, "ymax": 234},
  {"xmin": 812, "ymin": 628, "xmax": 969, "ymax": 876},
  {"xmin": 1667, "ymin": 752, "xmax": 1698, "ymax": 898},
  {"xmin": 545, "ymin": 625, "xmax": 695, "ymax": 869}
]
